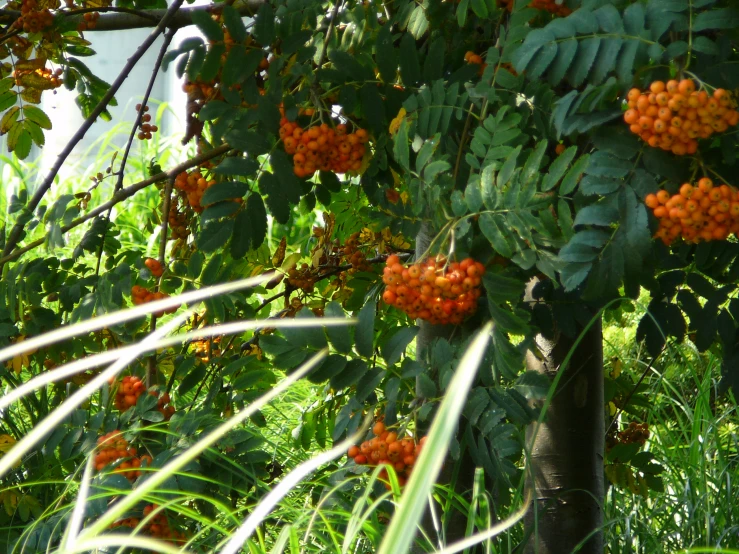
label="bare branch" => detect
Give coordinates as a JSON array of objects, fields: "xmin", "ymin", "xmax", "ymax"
[
  {"xmin": 0, "ymin": 143, "xmax": 231, "ymax": 267},
  {"xmin": 0, "ymin": 0, "xmax": 186, "ymax": 267},
  {"xmin": 0, "ymin": 2, "xmax": 262, "ymax": 32}
]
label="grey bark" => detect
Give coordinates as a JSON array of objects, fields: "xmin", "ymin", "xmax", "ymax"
[{"xmin": 523, "ymin": 315, "xmax": 604, "ymax": 554}]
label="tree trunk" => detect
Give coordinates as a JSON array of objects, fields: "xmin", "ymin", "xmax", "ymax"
[
  {"xmin": 523, "ymin": 316, "xmax": 604, "ymax": 554},
  {"xmin": 412, "ymin": 222, "xmax": 476, "ymax": 552}
]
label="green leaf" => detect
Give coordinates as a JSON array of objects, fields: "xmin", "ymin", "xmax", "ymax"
[
  {"xmin": 330, "ymin": 50, "xmax": 373, "ymax": 81},
  {"xmin": 215, "ymin": 157, "xmax": 259, "ymax": 178},
  {"xmin": 542, "ymin": 147, "xmax": 578, "ymax": 191},
  {"xmin": 231, "ymin": 194, "xmax": 267, "ymax": 257},
  {"xmin": 22, "ymin": 105, "xmax": 51, "ymax": 130},
  {"xmin": 361, "ymin": 83, "xmax": 385, "ymax": 136},
  {"xmin": 271, "ymin": 150, "xmax": 303, "ymax": 203},
  {"xmin": 560, "ymin": 154, "xmax": 590, "ymax": 195},
  {"xmin": 569, "ymin": 37, "xmax": 601, "ymax": 87},
  {"xmin": 479, "ymin": 213, "xmax": 514, "ymax": 258},
  {"xmin": 197, "ymin": 220, "xmax": 235, "ymax": 253},
  {"xmin": 692, "ymin": 8, "xmax": 739, "ymax": 31},
  {"xmin": 691, "ymin": 36, "xmax": 718, "ymax": 55},
  {"xmin": 324, "ymin": 302, "xmax": 352, "ymax": 354},
  {"xmin": 355, "ymin": 300, "xmax": 375, "ymax": 357},
  {"xmin": 259, "ymin": 172, "xmax": 290, "ymax": 224},
  {"xmin": 465, "ymin": 180, "xmax": 483, "ymax": 212},
  {"xmin": 222, "ymin": 5, "xmax": 247, "ymax": 42},
  {"xmin": 381, "ymin": 326, "xmax": 419, "ymax": 367},
  {"xmin": 423, "ymin": 38, "xmax": 445, "ymax": 82},
  {"xmin": 254, "ymin": 2, "xmax": 275, "ymax": 45},
  {"xmin": 191, "ymin": 9, "xmax": 224, "ymax": 41},
  {"xmin": 375, "ymin": 25, "xmax": 398, "ymax": 83},
  {"xmin": 394, "ymin": 120, "xmax": 410, "ymax": 171},
  {"xmin": 309, "ymin": 355, "xmax": 348, "ymax": 383},
  {"xmin": 200, "ymin": 181, "xmax": 249, "ymax": 206},
  {"xmin": 586, "ymin": 151, "xmax": 632, "ymax": 178},
  {"xmin": 522, "ymin": 140, "xmax": 547, "ymax": 185},
  {"xmin": 399, "ymin": 33, "xmax": 421, "ymax": 86},
  {"xmin": 417, "ymin": 373, "xmax": 437, "ymax": 398},
  {"xmin": 497, "ymin": 146, "xmax": 521, "ymax": 187}
]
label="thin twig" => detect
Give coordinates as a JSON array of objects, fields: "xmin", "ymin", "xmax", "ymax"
[
  {"xmin": 0, "ymin": 0, "xmax": 186, "ymax": 267},
  {"xmin": 0, "ymin": 144, "xmax": 231, "ymax": 267},
  {"xmin": 93, "ymin": 27, "xmax": 177, "ymax": 283},
  {"xmin": 316, "ymin": 0, "xmax": 343, "ymax": 70}
]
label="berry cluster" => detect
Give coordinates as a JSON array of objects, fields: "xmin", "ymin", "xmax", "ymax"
[
  {"xmin": 174, "ymin": 169, "xmax": 216, "ymax": 213},
  {"xmin": 114, "ymin": 375, "xmax": 145, "ymax": 411},
  {"xmin": 110, "ymin": 517, "xmax": 140, "ymax": 530},
  {"xmin": 143, "ymin": 504, "xmax": 188, "ymax": 544},
  {"xmin": 111, "ymin": 376, "xmax": 177, "ymax": 419},
  {"xmin": 343, "ymin": 232, "xmax": 372, "ymax": 274},
  {"xmin": 645, "ymin": 178, "xmax": 739, "ymax": 245},
  {"xmin": 95, "ymin": 431, "xmax": 153, "ymax": 481},
  {"xmin": 347, "ymin": 421, "xmax": 427, "ymax": 488},
  {"xmin": 279, "ymin": 118, "xmax": 369, "ymax": 178},
  {"xmin": 529, "ymin": 0, "xmax": 572, "ymax": 15},
  {"xmin": 155, "ymin": 392, "xmax": 176, "ymax": 420},
  {"xmin": 167, "ymin": 205, "xmax": 189, "ymax": 240},
  {"xmin": 190, "ymin": 337, "xmax": 222, "ymax": 363},
  {"xmin": 286, "ymin": 263, "xmax": 316, "ymax": 292},
  {"xmin": 382, "ymin": 255, "xmax": 485, "ymax": 325},
  {"xmin": 624, "ymin": 80, "xmax": 739, "ymax": 155},
  {"xmin": 77, "ymin": 11, "xmax": 99, "ymax": 32},
  {"xmin": 145, "ymin": 258, "xmax": 164, "ymax": 277},
  {"xmin": 131, "ymin": 285, "xmax": 178, "ymax": 317},
  {"xmin": 618, "ymin": 422, "xmax": 650, "ymax": 446},
  {"xmin": 14, "ymin": 0, "xmax": 54, "ymax": 33},
  {"xmin": 463, "ymin": 52, "xmax": 517, "ymax": 77},
  {"xmin": 497, "ymin": 0, "xmax": 571, "ymax": 15},
  {"xmin": 135, "ymin": 104, "xmax": 158, "ymax": 140}
]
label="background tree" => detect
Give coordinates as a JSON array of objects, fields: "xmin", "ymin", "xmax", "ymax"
[{"xmin": 1, "ymin": 0, "xmax": 738, "ymax": 552}]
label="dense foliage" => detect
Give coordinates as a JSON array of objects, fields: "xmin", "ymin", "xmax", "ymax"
[{"xmin": 1, "ymin": 0, "xmax": 739, "ymax": 551}]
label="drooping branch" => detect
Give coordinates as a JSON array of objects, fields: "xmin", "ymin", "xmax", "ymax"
[
  {"xmin": 0, "ymin": 0, "xmax": 186, "ymax": 267},
  {"xmin": 0, "ymin": 2, "xmax": 262, "ymax": 32},
  {"xmin": 0, "ymin": 143, "xmax": 231, "ymax": 267}
]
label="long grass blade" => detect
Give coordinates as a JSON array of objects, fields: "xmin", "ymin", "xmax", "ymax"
[
  {"xmin": 65, "ymin": 534, "xmax": 185, "ymax": 554},
  {"xmin": 0, "ymin": 274, "xmax": 272, "ymax": 365},
  {"xmin": 78, "ymin": 349, "xmax": 329, "ymax": 537},
  {"xmin": 433, "ymin": 490, "xmax": 531, "ymax": 554},
  {"xmin": 59, "ymin": 454, "xmax": 96, "ymax": 551},
  {"xmin": 221, "ymin": 414, "xmax": 373, "ymax": 554},
  {"xmin": 0, "ymin": 310, "xmax": 193, "ymax": 479},
  {"xmin": 0, "ymin": 317, "xmax": 354, "ymax": 412},
  {"xmin": 376, "ymin": 322, "xmax": 494, "ymax": 554}
]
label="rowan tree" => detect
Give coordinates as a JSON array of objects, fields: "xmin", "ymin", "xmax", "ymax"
[{"xmin": 0, "ymin": 0, "xmax": 738, "ymax": 551}]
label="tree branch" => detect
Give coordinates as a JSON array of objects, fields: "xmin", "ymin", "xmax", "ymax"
[
  {"xmin": 0, "ymin": 2, "xmax": 262, "ymax": 32},
  {"xmin": 0, "ymin": 143, "xmax": 231, "ymax": 267},
  {"xmin": 0, "ymin": 0, "xmax": 186, "ymax": 267}
]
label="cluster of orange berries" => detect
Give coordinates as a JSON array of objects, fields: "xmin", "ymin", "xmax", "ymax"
[
  {"xmin": 342, "ymin": 232, "xmax": 372, "ymax": 274},
  {"xmin": 113, "ymin": 375, "xmax": 146, "ymax": 411},
  {"xmin": 286, "ymin": 263, "xmax": 317, "ymax": 292},
  {"xmin": 382, "ymin": 255, "xmax": 485, "ymax": 325},
  {"xmin": 136, "ymin": 104, "xmax": 158, "ymax": 140},
  {"xmin": 12, "ymin": 66, "xmax": 63, "ymax": 90},
  {"xmin": 110, "ymin": 376, "xmax": 177, "ymax": 420},
  {"xmin": 77, "ymin": 11, "xmax": 99, "ymax": 31},
  {"xmin": 618, "ymin": 422, "xmax": 650, "ymax": 446},
  {"xmin": 167, "ymin": 205, "xmax": 189, "ymax": 240},
  {"xmin": 645, "ymin": 178, "xmax": 739, "ymax": 245},
  {"xmin": 347, "ymin": 421, "xmax": 427, "ymax": 488},
  {"xmin": 174, "ymin": 169, "xmax": 217, "ymax": 213},
  {"xmin": 624, "ymin": 80, "xmax": 738, "ymax": 155},
  {"xmin": 463, "ymin": 52, "xmax": 518, "ymax": 77},
  {"xmin": 279, "ymin": 118, "xmax": 369, "ymax": 178},
  {"xmin": 95, "ymin": 431, "xmax": 153, "ymax": 481},
  {"xmin": 142, "ymin": 504, "xmax": 188, "ymax": 544},
  {"xmin": 145, "ymin": 257, "xmax": 164, "ymax": 277},
  {"xmin": 131, "ymin": 285, "xmax": 178, "ymax": 317},
  {"xmin": 497, "ymin": 0, "xmax": 571, "ymax": 15},
  {"xmin": 14, "ymin": 0, "xmax": 54, "ymax": 33},
  {"xmin": 110, "ymin": 505, "xmax": 187, "ymax": 545}
]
